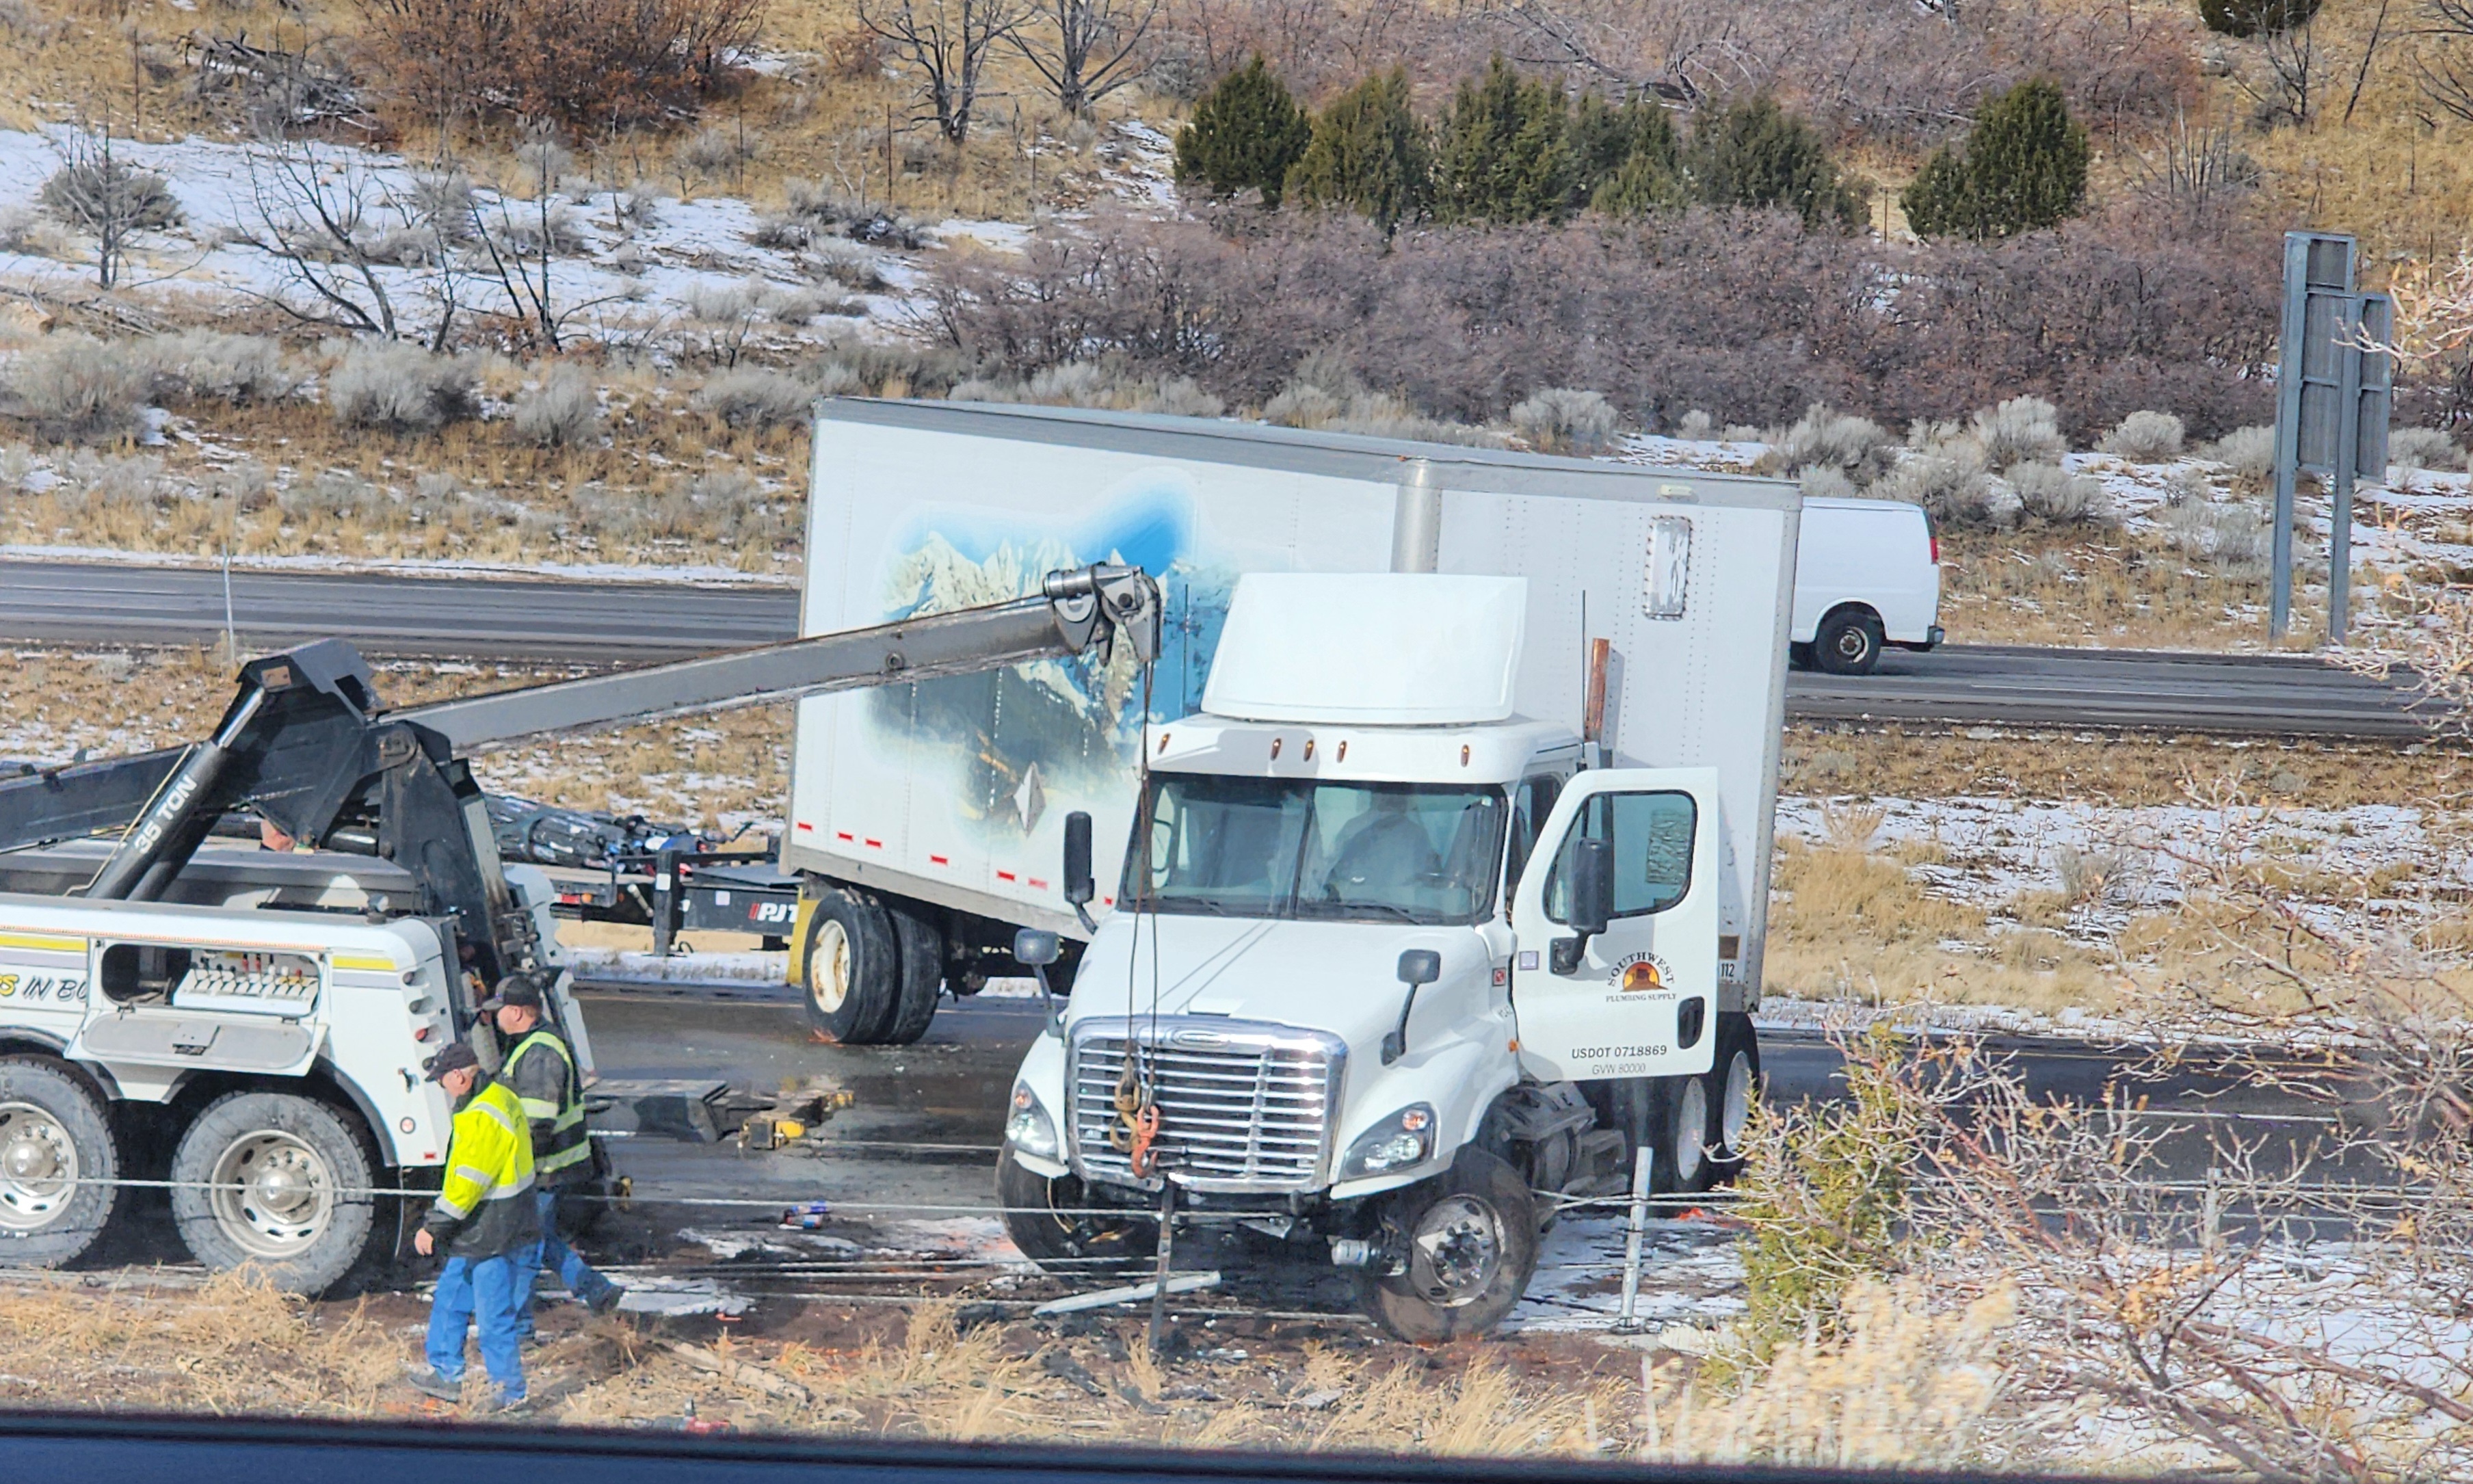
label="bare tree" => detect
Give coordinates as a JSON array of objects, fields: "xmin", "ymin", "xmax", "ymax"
[
  {"xmin": 466, "ymin": 131, "xmax": 632, "ymax": 352},
  {"xmin": 860, "ymin": 0, "xmax": 1028, "ymax": 142},
  {"xmin": 1014, "ymin": 0, "xmax": 1159, "ymax": 114},
  {"xmin": 2420, "ymin": 0, "xmax": 2473, "ymax": 123},
  {"xmin": 41, "ymin": 124, "xmax": 182, "ymax": 290},
  {"xmin": 235, "ymin": 138, "xmax": 410, "ymax": 339}
]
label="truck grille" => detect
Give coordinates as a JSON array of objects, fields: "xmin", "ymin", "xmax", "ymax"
[{"xmin": 1068, "ymin": 1018, "xmax": 1345, "ymax": 1193}]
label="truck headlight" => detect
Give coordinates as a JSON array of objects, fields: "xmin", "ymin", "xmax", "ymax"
[
  {"xmin": 1339, "ymin": 1103, "xmax": 1436, "ymax": 1178},
  {"xmin": 1005, "ymin": 1081, "xmax": 1059, "ymax": 1160}
]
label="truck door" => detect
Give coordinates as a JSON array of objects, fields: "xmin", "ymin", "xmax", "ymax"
[{"xmin": 1505, "ymin": 769, "xmax": 1720, "ymax": 1083}]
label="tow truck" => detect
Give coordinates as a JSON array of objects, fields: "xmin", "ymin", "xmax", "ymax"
[{"xmin": 0, "ymin": 567, "xmax": 1159, "ymax": 1290}]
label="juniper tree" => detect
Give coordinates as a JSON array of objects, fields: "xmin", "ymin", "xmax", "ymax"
[
  {"xmin": 1574, "ymin": 93, "xmax": 1679, "ymax": 215},
  {"xmin": 1284, "ymin": 68, "xmax": 1430, "ymax": 234},
  {"xmin": 1901, "ymin": 78, "xmax": 2087, "ymax": 241},
  {"xmin": 1173, "ymin": 55, "xmax": 1311, "ymax": 207},
  {"xmin": 1686, "ymin": 94, "xmax": 1862, "ymax": 230},
  {"xmin": 1432, "ymin": 55, "xmax": 1574, "ymax": 224}
]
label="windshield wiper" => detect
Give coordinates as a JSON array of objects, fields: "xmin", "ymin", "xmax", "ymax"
[{"xmin": 1304, "ymin": 899, "xmax": 1427, "ymax": 923}]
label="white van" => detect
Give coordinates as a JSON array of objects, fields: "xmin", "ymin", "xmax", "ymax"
[{"xmin": 1791, "ymin": 496, "xmax": 1944, "ymax": 674}]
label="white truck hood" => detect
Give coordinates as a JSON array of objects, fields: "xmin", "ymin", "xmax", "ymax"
[{"xmin": 1066, "ymin": 912, "xmax": 1490, "ymax": 1053}]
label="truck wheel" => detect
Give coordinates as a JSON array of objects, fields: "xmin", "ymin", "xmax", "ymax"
[
  {"xmin": 170, "ymin": 1091, "xmax": 375, "ymax": 1295},
  {"xmin": 1662, "ymin": 1074, "xmax": 1716, "ymax": 1194},
  {"xmin": 879, "ymin": 903, "xmax": 946, "ymax": 1046},
  {"xmin": 1813, "ymin": 609, "xmax": 1883, "ymax": 676},
  {"xmin": 0, "ymin": 1057, "xmax": 118, "ymax": 1267},
  {"xmin": 1353, "ymin": 1146, "xmax": 1539, "ymax": 1343},
  {"xmin": 1707, "ymin": 1013, "xmax": 1762, "ymax": 1186},
  {"xmin": 996, "ymin": 1152, "xmax": 1154, "ymax": 1276},
  {"xmin": 798, "ymin": 888, "xmax": 901, "ymax": 1044}
]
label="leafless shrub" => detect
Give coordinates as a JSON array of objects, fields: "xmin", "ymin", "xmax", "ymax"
[
  {"xmin": 2007, "ymin": 460, "xmax": 2111, "ymax": 525},
  {"xmin": 2099, "ymin": 409, "xmax": 2186, "ymax": 462},
  {"xmin": 2390, "ymin": 425, "xmax": 2463, "ymax": 471},
  {"xmin": 278, "ymin": 467, "xmax": 393, "ymax": 524},
  {"xmin": 692, "ymin": 367, "xmax": 812, "ymax": 428},
  {"xmin": 1676, "ymin": 409, "xmax": 1716, "ymax": 440},
  {"xmin": 4, "ymin": 336, "xmax": 154, "ymax": 444},
  {"xmin": 2204, "ymin": 424, "xmax": 2277, "ymax": 482},
  {"xmin": 1509, "ymin": 386, "xmax": 1618, "ymax": 454},
  {"xmin": 1797, "ymin": 465, "xmax": 1856, "ymax": 501},
  {"xmin": 1968, "ymin": 395, "xmax": 2067, "ymax": 468},
  {"xmin": 1135, "ymin": 375, "xmax": 1221, "ymax": 417},
  {"xmin": 1873, "ymin": 433, "xmax": 2000, "ymax": 529},
  {"xmin": 510, "ymin": 365, "xmax": 603, "ymax": 446},
  {"xmin": 2049, "ymin": 844, "xmax": 2121, "ymax": 902},
  {"xmin": 1762, "ymin": 403, "xmax": 1894, "ymax": 482},
  {"xmin": 352, "ymin": 0, "xmax": 765, "ymax": 131},
  {"xmin": 141, "ymin": 332, "xmax": 300, "ymax": 405},
  {"xmin": 326, "ymin": 341, "xmax": 477, "ymax": 432},
  {"xmin": 42, "ymin": 131, "xmax": 183, "ymax": 289},
  {"xmin": 675, "ymin": 126, "xmax": 765, "ymax": 191},
  {"xmin": 2159, "ymin": 497, "xmax": 2271, "ymax": 572}
]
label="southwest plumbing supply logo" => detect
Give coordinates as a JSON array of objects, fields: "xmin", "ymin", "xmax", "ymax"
[{"xmin": 1611, "ymin": 953, "xmax": 1674, "ymax": 994}]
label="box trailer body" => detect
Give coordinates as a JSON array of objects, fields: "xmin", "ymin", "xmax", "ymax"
[{"xmin": 782, "ymin": 400, "xmax": 1797, "ymax": 1037}]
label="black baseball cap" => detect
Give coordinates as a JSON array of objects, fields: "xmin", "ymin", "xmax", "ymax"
[
  {"xmin": 422, "ymin": 1041, "xmax": 481, "ymax": 1083},
  {"xmin": 479, "ymin": 975, "xmax": 544, "ymax": 1012}
]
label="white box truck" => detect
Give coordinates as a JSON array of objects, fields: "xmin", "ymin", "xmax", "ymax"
[{"xmin": 783, "ymin": 402, "xmax": 1799, "ymax": 1338}]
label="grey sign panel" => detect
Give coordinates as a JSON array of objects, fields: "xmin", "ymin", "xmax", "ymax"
[{"xmin": 2354, "ymin": 293, "xmax": 2393, "ymax": 481}]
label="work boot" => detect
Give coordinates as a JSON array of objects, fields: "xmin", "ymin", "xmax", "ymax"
[
  {"xmin": 406, "ymin": 1368, "xmax": 462, "ymax": 1404},
  {"xmin": 587, "ymin": 1283, "xmax": 626, "ymax": 1316},
  {"xmin": 492, "ymin": 1390, "xmax": 532, "ymax": 1416}
]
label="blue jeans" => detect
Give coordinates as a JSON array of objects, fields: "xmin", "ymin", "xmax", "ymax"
[
  {"xmin": 426, "ymin": 1247, "xmax": 535, "ymax": 1402},
  {"xmin": 514, "ymin": 1187, "xmax": 618, "ymax": 1334}
]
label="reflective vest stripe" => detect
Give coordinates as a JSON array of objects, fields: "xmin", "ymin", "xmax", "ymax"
[{"xmin": 434, "ymin": 1081, "xmax": 538, "ymax": 1223}]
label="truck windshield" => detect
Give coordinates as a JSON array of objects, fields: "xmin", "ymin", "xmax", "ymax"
[{"xmin": 1124, "ymin": 775, "xmax": 1507, "ymax": 925}]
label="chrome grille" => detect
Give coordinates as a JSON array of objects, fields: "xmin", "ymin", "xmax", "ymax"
[{"xmin": 1068, "ymin": 1018, "xmax": 1345, "ymax": 1193}]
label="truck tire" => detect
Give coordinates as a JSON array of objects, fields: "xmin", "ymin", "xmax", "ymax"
[
  {"xmin": 798, "ymin": 888, "xmax": 901, "ymax": 1045},
  {"xmin": 879, "ymin": 903, "xmax": 946, "ymax": 1046},
  {"xmin": 170, "ymin": 1091, "xmax": 376, "ymax": 1295},
  {"xmin": 996, "ymin": 1152, "xmax": 1154, "ymax": 1275},
  {"xmin": 1707, "ymin": 1013, "xmax": 1761, "ymax": 1186},
  {"xmin": 1813, "ymin": 608, "xmax": 1884, "ymax": 676},
  {"xmin": 1353, "ymin": 1146, "xmax": 1539, "ymax": 1343},
  {"xmin": 1661, "ymin": 1073, "xmax": 1716, "ymax": 1194},
  {"xmin": 0, "ymin": 1057, "xmax": 118, "ymax": 1267}
]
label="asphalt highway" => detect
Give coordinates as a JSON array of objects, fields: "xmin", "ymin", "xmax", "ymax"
[{"xmin": 0, "ymin": 558, "xmax": 2431, "ymax": 737}]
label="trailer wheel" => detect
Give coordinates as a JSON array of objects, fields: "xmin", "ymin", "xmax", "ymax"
[
  {"xmin": 170, "ymin": 1091, "xmax": 375, "ymax": 1295},
  {"xmin": 1353, "ymin": 1146, "xmax": 1538, "ymax": 1343},
  {"xmin": 0, "ymin": 1057, "xmax": 118, "ymax": 1267},
  {"xmin": 797, "ymin": 888, "xmax": 901, "ymax": 1044},
  {"xmin": 1707, "ymin": 1013, "xmax": 1762, "ymax": 1186},
  {"xmin": 880, "ymin": 903, "xmax": 946, "ymax": 1046},
  {"xmin": 996, "ymin": 1152, "xmax": 1154, "ymax": 1276}
]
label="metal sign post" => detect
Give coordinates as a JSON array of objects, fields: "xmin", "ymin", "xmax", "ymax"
[{"xmin": 2269, "ymin": 233, "xmax": 2392, "ymax": 644}]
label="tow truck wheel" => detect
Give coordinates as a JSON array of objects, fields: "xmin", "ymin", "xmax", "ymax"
[
  {"xmin": 1353, "ymin": 1146, "xmax": 1539, "ymax": 1343},
  {"xmin": 799, "ymin": 888, "xmax": 901, "ymax": 1045},
  {"xmin": 0, "ymin": 1057, "xmax": 118, "ymax": 1267},
  {"xmin": 1707, "ymin": 1013, "xmax": 1762, "ymax": 1185},
  {"xmin": 171, "ymin": 1091, "xmax": 375, "ymax": 1295},
  {"xmin": 996, "ymin": 1152, "xmax": 1155, "ymax": 1276},
  {"xmin": 879, "ymin": 903, "xmax": 946, "ymax": 1046}
]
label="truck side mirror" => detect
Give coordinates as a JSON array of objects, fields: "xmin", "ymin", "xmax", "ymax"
[
  {"xmin": 1014, "ymin": 929, "xmax": 1059, "ymax": 967},
  {"xmin": 1061, "ymin": 810, "xmax": 1096, "ymax": 933},
  {"xmin": 1552, "ymin": 837, "xmax": 1614, "ymax": 975},
  {"xmin": 1384, "ymin": 949, "xmax": 1443, "ymax": 1065}
]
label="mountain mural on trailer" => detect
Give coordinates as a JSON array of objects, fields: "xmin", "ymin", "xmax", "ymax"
[{"xmin": 870, "ymin": 479, "xmax": 1247, "ymax": 838}]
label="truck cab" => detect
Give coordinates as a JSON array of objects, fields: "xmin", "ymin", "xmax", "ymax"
[{"xmin": 999, "ymin": 574, "xmax": 1761, "ymax": 1341}]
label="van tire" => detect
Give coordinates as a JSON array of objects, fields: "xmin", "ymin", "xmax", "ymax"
[
  {"xmin": 880, "ymin": 903, "xmax": 946, "ymax": 1046},
  {"xmin": 1813, "ymin": 609, "xmax": 1884, "ymax": 676},
  {"xmin": 1353, "ymin": 1146, "xmax": 1539, "ymax": 1343},
  {"xmin": 171, "ymin": 1091, "xmax": 375, "ymax": 1295},
  {"xmin": 0, "ymin": 1057, "xmax": 118, "ymax": 1267},
  {"xmin": 798, "ymin": 888, "xmax": 901, "ymax": 1044},
  {"xmin": 1707, "ymin": 1013, "xmax": 1761, "ymax": 1185},
  {"xmin": 996, "ymin": 1153, "xmax": 1154, "ymax": 1275}
]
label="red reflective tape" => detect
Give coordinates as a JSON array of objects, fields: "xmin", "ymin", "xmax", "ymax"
[
  {"xmin": 863, "ymin": 838, "xmax": 883, "ymax": 849},
  {"xmin": 835, "ymin": 831, "xmax": 854, "ymax": 842},
  {"xmin": 929, "ymin": 855, "xmax": 949, "ymax": 866},
  {"xmin": 996, "ymin": 871, "xmax": 1017, "ymax": 882},
  {"xmin": 1028, "ymin": 877, "xmax": 1049, "ymax": 890},
  {"xmin": 795, "ymin": 822, "xmax": 815, "ymax": 832},
  {"xmin": 1103, "ymin": 896, "xmax": 1115, "ymax": 907}
]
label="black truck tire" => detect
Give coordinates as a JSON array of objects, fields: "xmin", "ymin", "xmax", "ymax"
[
  {"xmin": 1707, "ymin": 1012, "xmax": 1762, "ymax": 1186},
  {"xmin": 996, "ymin": 1152, "xmax": 1154, "ymax": 1276},
  {"xmin": 0, "ymin": 1057, "xmax": 118, "ymax": 1267},
  {"xmin": 879, "ymin": 902, "xmax": 947, "ymax": 1046},
  {"xmin": 1353, "ymin": 1145, "xmax": 1539, "ymax": 1343},
  {"xmin": 1661, "ymin": 1072, "xmax": 1717, "ymax": 1194},
  {"xmin": 1813, "ymin": 607, "xmax": 1885, "ymax": 676},
  {"xmin": 798, "ymin": 887, "xmax": 902, "ymax": 1044},
  {"xmin": 170, "ymin": 1091, "xmax": 376, "ymax": 1295}
]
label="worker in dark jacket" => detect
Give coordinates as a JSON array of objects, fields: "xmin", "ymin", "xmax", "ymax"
[
  {"xmin": 485, "ymin": 975, "xmax": 624, "ymax": 1328},
  {"xmin": 407, "ymin": 1040, "xmax": 540, "ymax": 1411}
]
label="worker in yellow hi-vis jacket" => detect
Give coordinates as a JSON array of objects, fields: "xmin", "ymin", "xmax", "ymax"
[
  {"xmin": 482, "ymin": 974, "xmax": 624, "ymax": 1329},
  {"xmin": 406, "ymin": 1040, "xmax": 540, "ymax": 1412}
]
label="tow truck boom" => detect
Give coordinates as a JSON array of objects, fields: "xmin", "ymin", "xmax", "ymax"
[{"xmin": 0, "ymin": 566, "xmax": 1159, "ymax": 994}]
